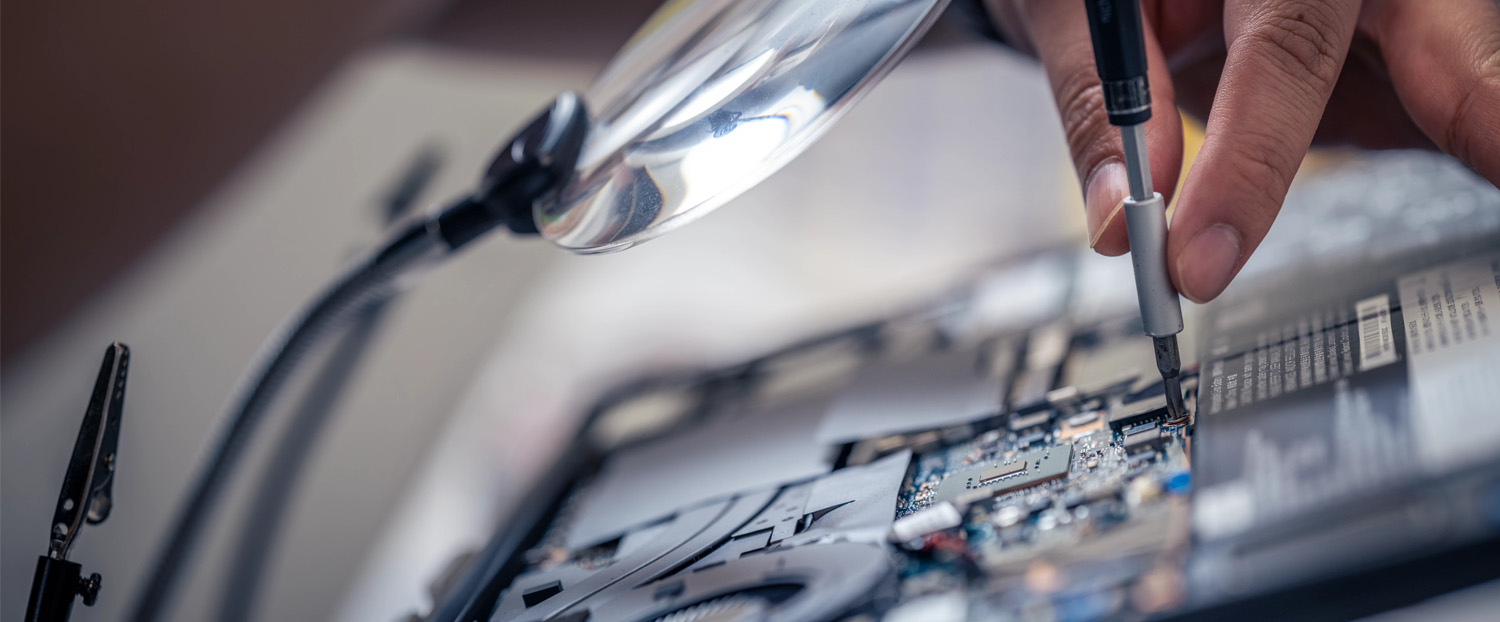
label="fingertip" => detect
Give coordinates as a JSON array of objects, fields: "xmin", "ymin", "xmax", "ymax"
[{"xmin": 1173, "ymin": 223, "xmax": 1243, "ymax": 303}]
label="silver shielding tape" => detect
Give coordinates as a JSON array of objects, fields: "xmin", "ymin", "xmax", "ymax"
[{"xmin": 1123, "ymin": 192, "xmax": 1184, "ymax": 337}]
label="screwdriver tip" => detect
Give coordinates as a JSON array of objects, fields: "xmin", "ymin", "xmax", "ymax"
[
  {"xmin": 1162, "ymin": 375, "xmax": 1187, "ymax": 422},
  {"xmin": 1152, "ymin": 335, "xmax": 1188, "ymax": 423}
]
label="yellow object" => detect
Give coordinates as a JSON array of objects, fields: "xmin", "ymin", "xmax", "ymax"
[{"xmin": 1167, "ymin": 115, "xmax": 1206, "ymax": 218}]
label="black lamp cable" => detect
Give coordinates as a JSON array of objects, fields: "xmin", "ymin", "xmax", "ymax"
[
  {"xmin": 126, "ymin": 219, "xmax": 449, "ymax": 622},
  {"xmin": 213, "ymin": 145, "xmax": 442, "ymax": 622},
  {"xmin": 125, "ymin": 93, "xmax": 587, "ymax": 622}
]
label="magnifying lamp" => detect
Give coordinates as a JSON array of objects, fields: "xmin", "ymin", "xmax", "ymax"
[{"xmin": 126, "ymin": 0, "xmax": 950, "ymax": 619}]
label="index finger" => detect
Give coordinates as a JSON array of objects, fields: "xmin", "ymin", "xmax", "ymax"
[{"xmin": 1167, "ymin": 0, "xmax": 1362, "ymax": 302}]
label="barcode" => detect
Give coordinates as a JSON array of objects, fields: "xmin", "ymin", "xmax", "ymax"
[{"xmin": 1355, "ymin": 294, "xmax": 1398, "ymax": 371}]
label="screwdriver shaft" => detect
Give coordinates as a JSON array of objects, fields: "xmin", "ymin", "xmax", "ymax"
[{"xmin": 1120, "ymin": 124, "xmax": 1153, "ymax": 201}]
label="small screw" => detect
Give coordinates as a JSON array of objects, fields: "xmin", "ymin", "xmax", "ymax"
[{"xmin": 78, "ymin": 572, "xmax": 102, "ymax": 606}]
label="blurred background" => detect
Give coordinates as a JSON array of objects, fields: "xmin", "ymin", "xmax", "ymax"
[
  {"xmin": 12, "ymin": 1, "xmax": 1500, "ymax": 622},
  {"xmin": 3, "ymin": 1, "xmax": 1090, "ymax": 621}
]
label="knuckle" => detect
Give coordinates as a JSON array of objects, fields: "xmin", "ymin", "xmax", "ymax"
[
  {"xmin": 1053, "ymin": 67, "xmax": 1115, "ymax": 174},
  {"xmin": 1227, "ymin": 126, "xmax": 1297, "ymax": 226},
  {"xmin": 1445, "ymin": 44, "xmax": 1500, "ymax": 164},
  {"xmin": 1243, "ymin": 3, "xmax": 1345, "ymax": 93}
]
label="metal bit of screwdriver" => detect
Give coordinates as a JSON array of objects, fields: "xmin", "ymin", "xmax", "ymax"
[
  {"xmin": 1154, "ymin": 331, "xmax": 1187, "ymax": 422},
  {"xmin": 1082, "ymin": 0, "xmax": 1188, "ymax": 421}
]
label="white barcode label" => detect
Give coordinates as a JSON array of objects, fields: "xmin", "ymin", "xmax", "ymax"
[{"xmin": 1355, "ymin": 294, "xmax": 1398, "ymax": 371}]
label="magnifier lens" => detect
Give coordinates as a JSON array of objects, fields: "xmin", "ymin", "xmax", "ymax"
[{"xmin": 536, "ymin": 0, "xmax": 950, "ymax": 253}]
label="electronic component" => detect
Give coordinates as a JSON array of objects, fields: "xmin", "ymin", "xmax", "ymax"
[
  {"xmin": 980, "ymin": 462, "xmax": 1026, "ymax": 483},
  {"xmin": 1015, "ymin": 431, "xmax": 1046, "ymax": 449},
  {"xmin": 1008, "ymin": 410, "xmax": 1052, "ymax": 433},
  {"xmin": 933, "ymin": 445, "xmax": 1073, "ymax": 505},
  {"xmin": 1109, "ymin": 394, "xmax": 1168, "ymax": 430},
  {"xmin": 890, "ymin": 502, "xmax": 963, "ymax": 544},
  {"xmin": 1123, "ymin": 427, "xmax": 1165, "ymax": 455},
  {"xmin": 1044, "ymin": 385, "xmax": 1080, "ymax": 407},
  {"xmin": 1127, "ymin": 474, "xmax": 1163, "ymax": 505},
  {"xmin": 1060, "ymin": 411, "xmax": 1104, "ymax": 440}
]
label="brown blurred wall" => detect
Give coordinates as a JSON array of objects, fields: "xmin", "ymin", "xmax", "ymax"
[
  {"xmin": 1, "ymin": 0, "xmax": 669, "ymax": 362},
  {"xmin": 2, "ymin": 0, "xmax": 433, "ymax": 360}
]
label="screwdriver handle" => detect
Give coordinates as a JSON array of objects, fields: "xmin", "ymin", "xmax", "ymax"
[
  {"xmin": 1083, "ymin": 0, "xmax": 1152, "ymax": 126},
  {"xmin": 1124, "ymin": 193, "xmax": 1184, "ymax": 337}
]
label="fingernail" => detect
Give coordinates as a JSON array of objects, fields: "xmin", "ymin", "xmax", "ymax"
[
  {"xmin": 1089, "ymin": 201, "xmax": 1124, "ymax": 249},
  {"xmin": 1177, "ymin": 224, "xmax": 1242, "ymax": 303},
  {"xmin": 1085, "ymin": 161, "xmax": 1128, "ymax": 247}
]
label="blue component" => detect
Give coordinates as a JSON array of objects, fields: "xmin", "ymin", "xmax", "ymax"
[
  {"xmin": 1166, "ymin": 471, "xmax": 1191, "ymax": 495},
  {"xmin": 1056, "ymin": 589, "xmax": 1120, "ymax": 622}
]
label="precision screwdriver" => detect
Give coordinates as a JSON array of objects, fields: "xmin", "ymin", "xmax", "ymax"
[{"xmin": 1081, "ymin": 0, "xmax": 1188, "ymax": 420}]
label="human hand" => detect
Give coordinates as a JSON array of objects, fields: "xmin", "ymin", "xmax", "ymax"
[{"xmin": 986, "ymin": 0, "xmax": 1500, "ymax": 301}]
